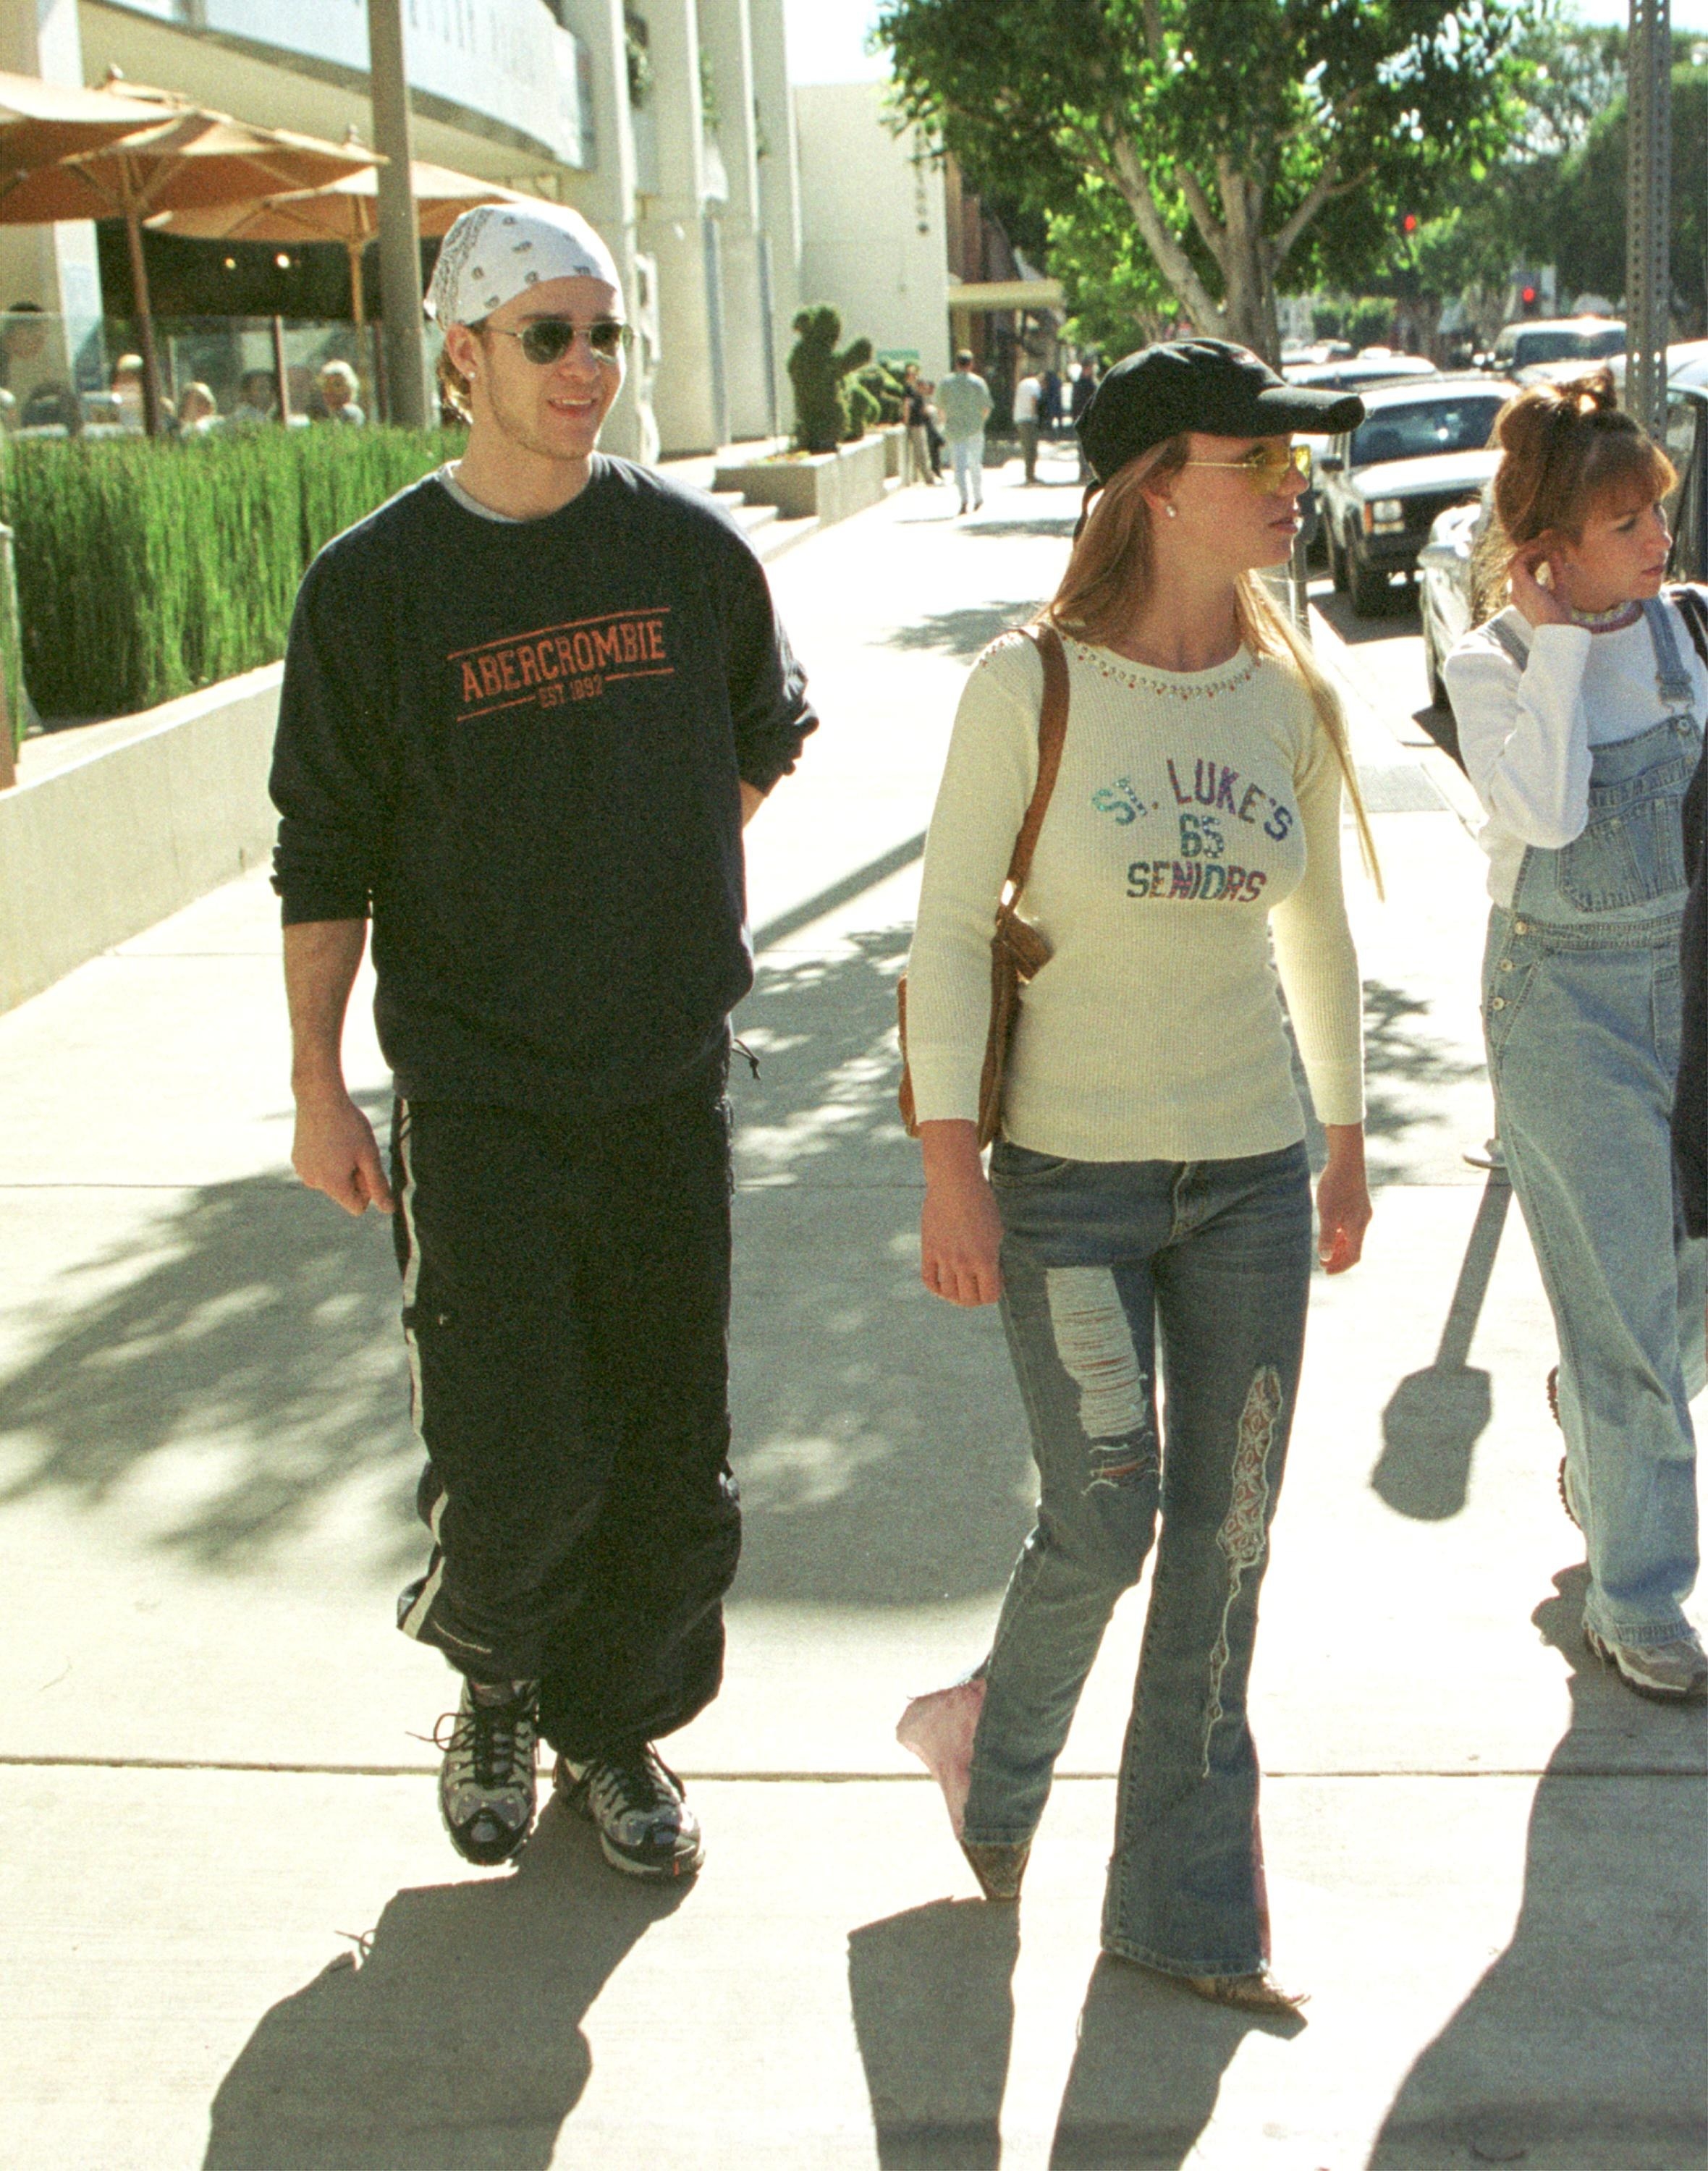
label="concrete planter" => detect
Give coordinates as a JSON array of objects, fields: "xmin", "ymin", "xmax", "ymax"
[
  {"xmin": 880, "ymin": 423, "xmax": 905, "ymax": 480},
  {"xmin": 713, "ymin": 433, "xmax": 887, "ymax": 526},
  {"xmin": 0, "ymin": 664, "xmax": 282, "ymax": 1013}
]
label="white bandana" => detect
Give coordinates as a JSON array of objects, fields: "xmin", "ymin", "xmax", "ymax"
[{"xmin": 426, "ymin": 203, "xmax": 623, "ymax": 326}]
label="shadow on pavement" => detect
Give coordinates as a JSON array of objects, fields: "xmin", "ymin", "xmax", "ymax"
[
  {"xmin": 881, "ymin": 601, "xmax": 1039, "ymax": 658},
  {"xmin": 1311, "ymin": 587, "xmax": 1421, "ymax": 643},
  {"xmin": 0, "ymin": 1164, "xmax": 416, "ymax": 1571},
  {"xmin": 1366, "ymin": 1568, "xmax": 1708, "ymax": 2167},
  {"xmin": 202, "ymin": 1806, "xmax": 685, "ymax": 2171},
  {"xmin": 0, "ymin": 928, "xmax": 1475, "ymax": 1601},
  {"xmin": 1049, "ymin": 1956, "xmax": 1295, "ymax": 2168},
  {"xmin": 1371, "ymin": 1174, "xmax": 1512, "ymax": 1520},
  {"xmin": 730, "ymin": 926, "xmax": 1034, "ymax": 1606},
  {"xmin": 848, "ymin": 1899, "xmax": 1019, "ymax": 2170}
]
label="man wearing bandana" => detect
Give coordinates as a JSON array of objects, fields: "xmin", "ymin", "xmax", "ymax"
[{"xmin": 271, "ymin": 203, "xmax": 817, "ymax": 1876}]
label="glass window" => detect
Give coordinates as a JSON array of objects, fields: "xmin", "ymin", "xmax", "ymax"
[{"xmin": 1350, "ymin": 397, "xmax": 1506, "ymax": 467}]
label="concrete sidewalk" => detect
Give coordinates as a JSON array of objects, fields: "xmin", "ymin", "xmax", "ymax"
[{"xmin": 1, "ymin": 440, "xmax": 1703, "ymax": 2169}]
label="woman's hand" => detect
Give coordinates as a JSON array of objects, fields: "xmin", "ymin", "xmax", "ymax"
[
  {"xmin": 1509, "ymin": 542, "xmax": 1574, "ymax": 629},
  {"xmin": 1316, "ymin": 1124, "xmax": 1372, "ymax": 1275},
  {"xmin": 919, "ymin": 1119, "xmax": 1005, "ymax": 1305}
]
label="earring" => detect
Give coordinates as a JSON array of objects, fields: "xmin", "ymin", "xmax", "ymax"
[{"xmin": 1165, "ymin": 503, "xmax": 1178, "ymax": 518}]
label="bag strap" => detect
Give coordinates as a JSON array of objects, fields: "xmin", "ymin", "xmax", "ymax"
[
  {"xmin": 1004, "ymin": 623, "xmax": 1070, "ymax": 895},
  {"xmin": 1671, "ymin": 584, "xmax": 1708, "ymax": 680}
]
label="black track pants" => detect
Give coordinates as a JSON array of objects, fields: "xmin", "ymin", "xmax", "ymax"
[{"xmin": 389, "ymin": 1068, "xmax": 740, "ymax": 1759}]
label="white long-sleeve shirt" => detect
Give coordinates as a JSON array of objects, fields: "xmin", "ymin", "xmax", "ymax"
[
  {"xmin": 1444, "ymin": 596, "xmax": 1708, "ymax": 905},
  {"xmin": 905, "ymin": 632, "xmax": 1365, "ymax": 1162}
]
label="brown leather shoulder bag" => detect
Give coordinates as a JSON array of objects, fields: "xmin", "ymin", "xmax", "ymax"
[{"xmin": 897, "ymin": 622, "xmax": 1070, "ymax": 1149}]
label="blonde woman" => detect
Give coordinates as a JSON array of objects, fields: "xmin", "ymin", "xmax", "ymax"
[{"xmin": 898, "ymin": 340, "xmax": 1376, "ymax": 2013}]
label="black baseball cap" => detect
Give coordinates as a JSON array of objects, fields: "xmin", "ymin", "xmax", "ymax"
[{"xmin": 1077, "ymin": 338, "xmax": 1366, "ymax": 485}]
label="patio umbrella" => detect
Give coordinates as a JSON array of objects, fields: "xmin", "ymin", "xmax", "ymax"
[
  {"xmin": 156, "ymin": 161, "xmax": 529, "ymax": 329},
  {"xmin": 0, "ymin": 77, "xmax": 381, "ymax": 434},
  {"xmin": 0, "ymin": 70, "xmax": 167, "ymax": 177}
]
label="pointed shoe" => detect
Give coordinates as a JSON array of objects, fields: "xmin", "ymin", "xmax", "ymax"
[
  {"xmin": 960, "ymin": 1838, "xmax": 1029, "ymax": 1902},
  {"xmin": 1177, "ymin": 1968, "xmax": 1309, "ymax": 2018}
]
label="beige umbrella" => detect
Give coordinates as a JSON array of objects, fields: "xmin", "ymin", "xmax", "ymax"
[
  {"xmin": 157, "ymin": 161, "xmax": 529, "ymax": 329},
  {"xmin": 0, "ymin": 77, "xmax": 381, "ymax": 434},
  {"xmin": 0, "ymin": 69, "xmax": 168, "ymax": 177}
]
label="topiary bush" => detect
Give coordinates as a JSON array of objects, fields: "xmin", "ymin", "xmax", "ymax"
[
  {"xmin": 787, "ymin": 305, "xmax": 874, "ymax": 454},
  {"xmin": 858, "ymin": 361, "xmax": 908, "ymax": 426},
  {"xmin": 3, "ymin": 424, "xmax": 463, "ymax": 718}
]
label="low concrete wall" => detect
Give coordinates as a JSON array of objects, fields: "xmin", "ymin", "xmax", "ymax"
[
  {"xmin": 0, "ymin": 662, "xmax": 282, "ymax": 1014},
  {"xmin": 713, "ymin": 433, "xmax": 889, "ymax": 525}
]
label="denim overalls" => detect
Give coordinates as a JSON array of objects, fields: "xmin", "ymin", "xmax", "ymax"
[{"xmin": 1482, "ymin": 597, "xmax": 1707, "ymax": 1647}]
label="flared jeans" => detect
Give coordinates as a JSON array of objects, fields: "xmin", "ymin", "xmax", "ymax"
[{"xmin": 964, "ymin": 1138, "xmax": 1314, "ymax": 1978}]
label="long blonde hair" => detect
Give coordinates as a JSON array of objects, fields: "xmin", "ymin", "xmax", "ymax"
[{"xmin": 1042, "ymin": 441, "xmax": 1381, "ymax": 891}]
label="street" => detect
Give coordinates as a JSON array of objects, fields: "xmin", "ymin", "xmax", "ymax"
[{"xmin": 1, "ymin": 438, "xmax": 1704, "ymax": 2170}]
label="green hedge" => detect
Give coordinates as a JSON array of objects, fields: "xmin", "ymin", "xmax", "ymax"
[{"xmin": 3, "ymin": 425, "xmax": 465, "ymax": 721}]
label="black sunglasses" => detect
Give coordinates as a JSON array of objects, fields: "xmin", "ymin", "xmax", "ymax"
[{"xmin": 486, "ymin": 318, "xmax": 633, "ymax": 365}]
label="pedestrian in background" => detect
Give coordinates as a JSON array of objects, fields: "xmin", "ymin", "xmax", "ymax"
[
  {"xmin": 177, "ymin": 381, "xmax": 219, "ymax": 435},
  {"xmin": 272, "ymin": 200, "xmax": 817, "ymax": 1876},
  {"xmin": 1072, "ymin": 355, "xmax": 1101, "ymax": 481},
  {"xmin": 1014, "ymin": 366, "xmax": 1042, "ymax": 485},
  {"xmin": 1446, "ymin": 371, "xmax": 1707, "ymax": 1704},
  {"xmin": 1040, "ymin": 363, "xmax": 1062, "ymax": 439},
  {"xmin": 902, "ymin": 363, "xmax": 938, "ymax": 486},
  {"xmin": 938, "ymin": 348, "xmax": 993, "ymax": 515},
  {"xmin": 897, "ymin": 339, "xmax": 1374, "ymax": 2011},
  {"xmin": 316, "ymin": 357, "xmax": 365, "ymax": 426}
]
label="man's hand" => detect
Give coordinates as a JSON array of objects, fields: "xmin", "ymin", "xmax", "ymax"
[{"xmin": 292, "ymin": 1084, "xmax": 394, "ymax": 1216}]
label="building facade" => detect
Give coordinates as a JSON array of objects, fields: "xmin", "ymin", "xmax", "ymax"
[{"xmin": 0, "ymin": 0, "xmax": 808, "ymax": 458}]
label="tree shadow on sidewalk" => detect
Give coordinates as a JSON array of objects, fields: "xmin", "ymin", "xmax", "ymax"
[
  {"xmin": 880, "ymin": 602, "xmax": 1039, "ymax": 659},
  {"xmin": 202, "ymin": 1806, "xmax": 685, "ymax": 2171},
  {"xmin": 0, "ymin": 933, "xmax": 1481, "ymax": 1604},
  {"xmin": 1365, "ymin": 1568, "xmax": 1708, "ymax": 2167}
]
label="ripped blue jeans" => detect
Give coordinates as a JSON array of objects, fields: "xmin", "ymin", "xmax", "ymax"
[{"xmin": 964, "ymin": 1138, "xmax": 1313, "ymax": 1978}]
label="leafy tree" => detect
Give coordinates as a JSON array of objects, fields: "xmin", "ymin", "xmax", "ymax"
[
  {"xmin": 1552, "ymin": 67, "xmax": 1708, "ymax": 337},
  {"xmin": 876, "ymin": 0, "xmax": 1544, "ymax": 360}
]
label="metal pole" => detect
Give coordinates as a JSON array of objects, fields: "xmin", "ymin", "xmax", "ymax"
[
  {"xmin": 271, "ymin": 315, "xmax": 292, "ymax": 425},
  {"xmin": 366, "ymin": 0, "xmax": 429, "ymax": 428},
  {"xmin": 1625, "ymin": 0, "xmax": 1671, "ymax": 436}
]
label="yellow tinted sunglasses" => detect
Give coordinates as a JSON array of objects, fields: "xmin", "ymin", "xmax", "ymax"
[{"xmin": 1183, "ymin": 442, "xmax": 1313, "ymax": 494}]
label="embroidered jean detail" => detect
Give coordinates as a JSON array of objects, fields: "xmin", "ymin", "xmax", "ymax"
[
  {"xmin": 1045, "ymin": 1266, "xmax": 1150, "ymax": 1477},
  {"xmin": 1201, "ymin": 1366, "xmax": 1282, "ymax": 1775}
]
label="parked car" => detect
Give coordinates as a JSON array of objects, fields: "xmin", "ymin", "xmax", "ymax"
[
  {"xmin": 1416, "ymin": 358, "xmax": 1708, "ymax": 756},
  {"xmin": 1283, "ymin": 351, "xmax": 1438, "ymax": 392},
  {"xmin": 1483, "ymin": 316, "xmax": 1624, "ymax": 377},
  {"xmin": 1314, "ymin": 374, "xmax": 1514, "ymax": 613}
]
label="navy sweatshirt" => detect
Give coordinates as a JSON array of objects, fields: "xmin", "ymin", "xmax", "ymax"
[{"xmin": 270, "ymin": 457, "xmax": 816, "ymax": 1112}]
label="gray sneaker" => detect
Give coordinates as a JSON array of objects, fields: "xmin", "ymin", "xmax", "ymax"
[
  {"xmin": 435, "ymin": 1678, "xmax": 539, "ymax": 1864},
  {"xmin": 554, "ymin": 1745, "xmax": 703, "ymax": 1879},
  {"xmin": 1584, "ymin": 1622, "xmax": 1708, "ymax": 1703}
]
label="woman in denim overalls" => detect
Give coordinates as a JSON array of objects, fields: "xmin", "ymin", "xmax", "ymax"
[{"xmin": 1446, "ymin": 372, "xmax": 1708, "ymax": 1703}]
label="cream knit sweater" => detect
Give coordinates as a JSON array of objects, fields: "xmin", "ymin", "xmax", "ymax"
[{"xmin": 905, "ymin": 631, "xmax": 1366, "ymax": 1162}]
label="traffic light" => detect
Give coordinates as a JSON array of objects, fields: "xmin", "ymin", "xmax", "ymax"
[
  {"xmin": 1402, "ymin": 212, "xmax": 1419, "ymax": 234},
  {"xmin": 1521, "ymin": 284, "xmax": 1537, "ymax": 307}
]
